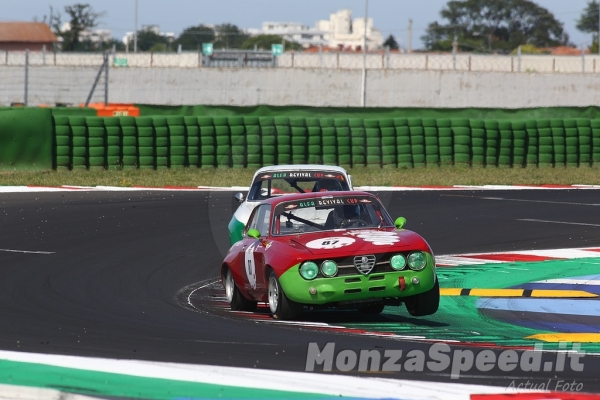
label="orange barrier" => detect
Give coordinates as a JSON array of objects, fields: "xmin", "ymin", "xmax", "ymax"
[{"xmin": 82, "ymin": 103, "xmax": 140, "ymax": 117}]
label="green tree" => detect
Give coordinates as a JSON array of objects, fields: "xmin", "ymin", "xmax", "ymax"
[
  {"xmin": 60, "ymin": 4, "xmax": 104, "ymax": 51},
  {"xmin": 135, "ymin": 29, "xmax": 171, "ymax": 52},
  {"xmin": 422, "ymin": 0, "xmax": 569, "ymax": 53},
  {"xmin": 576, "ymin": 1, "xmax": 599, "ymax": 50},
  {"xmin": 383, "ymin": 34, "xmax": 399, "ymax": 50},
  {"xmin": 240, "ymin": 34, "xmax": 302, "ymax": 51},
  {"xmin": 577, "ymin": 1, "xmax": 599, "ymax": 33},
  {"xmin": 174, "ymin": 25, "xmax": 215, "ymax": 51},
  {"xmin": 214, "ymin": 23, "xmax": 249, "ymax": 49},
  {"xmin": 76, "ymin": 38, "xmax": 125, "ymax": 52}
]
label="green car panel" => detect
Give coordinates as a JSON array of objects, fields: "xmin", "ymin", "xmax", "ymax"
[{"xmin": 278, "ymin": 253, "xmax": 436, "ymax": 305}]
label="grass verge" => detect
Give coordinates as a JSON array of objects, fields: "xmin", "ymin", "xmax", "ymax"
[{"xmin": 0, "ymin": 165, "xmax": 599, "ymax": 188}]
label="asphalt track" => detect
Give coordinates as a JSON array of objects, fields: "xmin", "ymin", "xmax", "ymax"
[{"xmin": 1, "ymin": 189, "xmax": 600, "ymax": 391}]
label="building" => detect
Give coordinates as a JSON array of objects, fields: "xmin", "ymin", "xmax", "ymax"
[
  {"xmin": 0, "ymin": 22, "xmax": 57, "ymax": 51},
  {"xmin": 316, "ymin": 9, "xmax": 384, "ymax": 50},
  {"xmin": 249, "ymin": 22, "xmax": 327, "ymax": 48},
  {"xmin": 249, "ymin": 9, "xmax": 384, "ymax": 50}
]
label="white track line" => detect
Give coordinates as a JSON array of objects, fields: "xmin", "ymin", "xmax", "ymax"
[
  {"xmin": 518, "ymin": 219, "xmax": 600, "ymax": 227},
  {"xmin": 0, "ymin": 248, "xmax": 55, "ymax": 254},
  {"xmin": 0, "ymin": 349, "xmax": 532, "ymax": 400},
  {"xmin": 2, "ymin": 185, "xmax": 600, "ymax": 193},
  {"xmin": 482, "ymin": 197, "xmax": 600, "ymax": 206},
  {"xmin": 0, "ymin": 384, "xmax": 101, "ymax": 400}
]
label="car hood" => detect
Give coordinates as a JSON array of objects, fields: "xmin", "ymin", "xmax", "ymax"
[{"xmin": 287, "ymin": 229, "xmax": 423, "ymax": 256}]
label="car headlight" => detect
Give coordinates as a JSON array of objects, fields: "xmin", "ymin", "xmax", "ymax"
[
  {"xmin": 407, "ymin": 251, "xmax": 427, "ymax": 270},
  {"xmin": 390, "ymin": 254, "xmax": 407, "ymax": 270},
  {"xmin": 321, "ymin": 260, "xmax": 338, "ymax": 277},
  {"xmin": 299, "ymin": 261, "xmax": 319, "ymax": 280}
]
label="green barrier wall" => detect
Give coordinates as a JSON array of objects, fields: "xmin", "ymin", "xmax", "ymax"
[
  {"xmin": 51, "ymin": 115, "xmax": 600, "ymax": 170},
  {"xmin": 0, "ymin": 108, "xmax": 53, "ymax": 171},
  {"xmin": 50, "ymin": 107, "xmax": 96, "ymax": 117},
  {"xmin": 136, "ymin": 105, "xmax": 600, "ymax": 120}
]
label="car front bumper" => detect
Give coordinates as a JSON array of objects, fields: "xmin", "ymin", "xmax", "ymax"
[{"xmin": 278, "ymin": 255, "xmax": 437, "ymax": 305}]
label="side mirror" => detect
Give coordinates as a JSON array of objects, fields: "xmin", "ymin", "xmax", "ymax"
[
  {"xmin": 247, "ymin": 228, "xmax": 261, "ymax": 239},
  {"xmin": 394, "ymin": 217, "xmax": 406, "ymax": 229},
  {"xmin": 234, "ymin": 193, "xmax": 245, "ymax": 203}
]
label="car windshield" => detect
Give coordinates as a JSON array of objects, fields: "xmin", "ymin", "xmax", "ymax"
[
  {"xmin": 247, "ymin": 170, "xmax": 350, "ymax": 201},
  {"xmin": 271, "ymin": 195, "xmax": 394, "ymax": 236}
]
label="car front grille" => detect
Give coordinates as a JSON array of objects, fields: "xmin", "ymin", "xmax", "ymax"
[
  {"xmin": 311, "ymin": 253, "xmax": 397, "ymax": 277},
  {"xmin": 353, "ymin": 255, "xmax": 376, "ymax": 275}
]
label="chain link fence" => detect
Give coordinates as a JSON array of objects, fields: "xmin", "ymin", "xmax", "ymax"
[{"xmin": 2, "ymin": 49, "xmax": 599, "ymax": 73}]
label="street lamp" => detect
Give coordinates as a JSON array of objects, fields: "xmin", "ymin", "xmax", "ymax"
[
  {"xmin": 134, "ymin": 0, "xmax": 138, "ymax": 53},
  {"xmin": 361, "ymin": 0, "xmax": 368, "ymax": 107}
]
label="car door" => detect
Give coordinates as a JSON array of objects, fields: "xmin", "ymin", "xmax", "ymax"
[
  {"xmin": 241, "ymin": 204, "xmax": 271, "ymax": 297},
  {"xmin": 250, "ymin": 205, "xmax": 271, "ymax": 295}
]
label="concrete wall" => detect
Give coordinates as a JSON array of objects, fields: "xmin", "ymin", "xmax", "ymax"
[
  {"xmin": 2, "ymin": 66, "xmax": 600, "ymax": 108},
  {"xmin": 6, "ymin": 51, "xmax": 600, "ymax": 74}
]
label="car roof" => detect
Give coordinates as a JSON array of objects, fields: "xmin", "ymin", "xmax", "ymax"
[
  {"xmin": 261, "ymin": 191, "xmax": 376, "ymax": 206},
  {"xmin": 253, "ymin": 164, "xmax": 349, "ymax": 176}
]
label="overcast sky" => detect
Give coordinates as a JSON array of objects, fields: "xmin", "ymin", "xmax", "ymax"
[{"xmin": 5, "ymin": 0, "xmax": 597, "ymax": 49}]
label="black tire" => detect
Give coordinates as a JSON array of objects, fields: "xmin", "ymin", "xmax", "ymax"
[
  {"xmin": 224, "ymin": 268, "xmax": 256, "ymax": 312},
  {"xmin": 358, "ymin": 303, "xmax": 385, "ymax": 314},
  {"xmin": 268, "ymin": 271, "xmax": 302, "ymax": 320},
  {"xmin": 405, "ymin": 279, "xmax": 440, "ymax": 316}
]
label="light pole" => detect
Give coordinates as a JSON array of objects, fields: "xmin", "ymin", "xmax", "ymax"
[
  {"xmin": 361, "ymin": 0, "xmax": 368, "ymax": 107},
  {"xmin": 134, "ymin": 0, "xmax": 138, "ymax": 53}
]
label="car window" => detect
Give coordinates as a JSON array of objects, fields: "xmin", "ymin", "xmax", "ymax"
[
  {"xmin": 248, "ymin": 171, "xmax": 350, "ymax": 201},
  {"xmin": 255, "ymin": 206, "xmax": 271, "ymax": 236},
  {"xmin": 246, "ymin": 204, "xmax": 271, "ymax": 237},
  {"xmin": 245, "ymin": 207, "xmax": 260, "ymax": 235},
  {"xmin": 271, "ymin": 195, "xmax": 394, "ymax": 236}
]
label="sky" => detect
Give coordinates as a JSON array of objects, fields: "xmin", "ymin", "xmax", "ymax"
[{"xmin": 4, "ymin": 0, "xmax": 598, "ymax": 49}]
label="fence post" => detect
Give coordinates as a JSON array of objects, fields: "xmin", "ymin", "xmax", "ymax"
[
  {"xmin": 452, "ymin": 36, "xmax": 457, "ymax": 70},
  {"xmin": 291, "ymin": 52, "xmax": 294, "ymax": 68},
  {"xmin": 385, "ymin": 45, "xmax": 390, "ymax": 69},
  {"xmin": 104, "ymin": 51, "xmax": 109, "ymax": 106},
  {"xmin": 582, "ymin": 48, "xmax": 585, "ymax": 73},
  {"xmin": 24, "ymin": 49, "xmax": 29, "ymax": 106},
  {"xmin": 468, "ymin": 55, "xmax": 471, "ymax": 71},
  {"xmin": 517, "ymin": 45, "xmax": 521, "ymax": 72},
  {"xmin": 42, "ymin": 44, "xmax": 46, "ymax": 66},
  {"xmin": 318, "ymin": 44, "xmax": 322, "ymax": 68}
]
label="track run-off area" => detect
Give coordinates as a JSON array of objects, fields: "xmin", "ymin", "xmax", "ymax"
[{"xmin": 0, "ymin": 185, "xmax": 600, "ymax": 399}]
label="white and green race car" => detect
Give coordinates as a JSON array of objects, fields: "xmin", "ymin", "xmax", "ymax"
[{"xmin": 228, "ymin": 165, "xmax": 354, "ymax": 245}]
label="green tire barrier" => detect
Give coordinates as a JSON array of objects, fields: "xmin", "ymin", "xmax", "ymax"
[
  {"xmin": 7, "ymin": 111, "xmax": 600, "ymax": 171},
  {"xmin": 168, "ymin": 116, "xmax": 186, "ymax": 169}
]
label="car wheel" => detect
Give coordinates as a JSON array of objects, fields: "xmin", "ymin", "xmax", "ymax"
[
  {"xmin": 405, "ymin": 279, "xmax": 440, "ymax": 316},
  {"xmin": 268, "ymin": 271, "xmax": 302, "ymax": 320},
  {"xmin": 224, "ymin": 268, "xmax": 257, "ymax": 311},
  {"xmin": 358, "ymin": 303, "xmax": 385, "ymax": 314}
]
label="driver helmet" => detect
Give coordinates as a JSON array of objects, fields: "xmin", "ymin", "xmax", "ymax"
[
  {"xmin": 341, "ymin": 204, "xmax": 359, "ymax": 219},
  {"xmin": 315, "ymin": 179, "xmax": 341, "ymax": 192}
]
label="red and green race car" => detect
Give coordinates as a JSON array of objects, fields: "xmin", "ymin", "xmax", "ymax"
[{"xmin": 221, "ymin": 191, "xmax": 439, "ymax": 320}]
